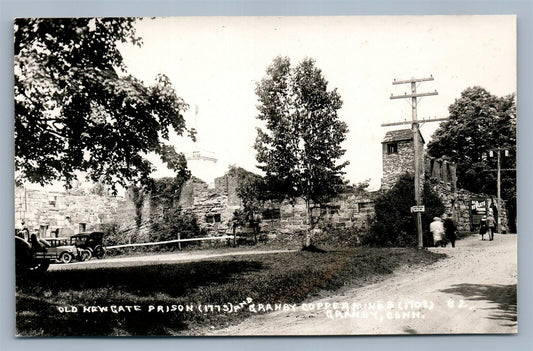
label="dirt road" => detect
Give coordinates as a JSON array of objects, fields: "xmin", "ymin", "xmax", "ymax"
[{"xmin": 210, "ymin": 233, "xmax": 518, "ymax": 335}]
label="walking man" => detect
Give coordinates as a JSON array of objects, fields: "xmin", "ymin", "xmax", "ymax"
[{"xmin": 443, "ymin": 213, "xmax": 457, "ymax": 248}]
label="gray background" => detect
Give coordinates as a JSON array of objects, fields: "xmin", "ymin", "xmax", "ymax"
[{"xmin": 1, "ymin": 1, "xmax": 531, "ymax": 350}]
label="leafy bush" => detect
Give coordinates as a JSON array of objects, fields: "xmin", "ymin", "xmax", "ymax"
[
  {"xmin": 100, "ymin": 221, "xmax": 124, "ymax": 246},
  {"xmin": 364, "ymin": 173, "xmax": 445, "ymax": 247},
  {"xmin": 149, "ymin": 208, "xmax": 201, "ymax": 245}
]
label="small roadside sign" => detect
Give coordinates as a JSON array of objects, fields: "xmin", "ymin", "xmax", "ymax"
[{"xmin": 410, "ymin": 205, "xmax": 425, "ymax": 213}]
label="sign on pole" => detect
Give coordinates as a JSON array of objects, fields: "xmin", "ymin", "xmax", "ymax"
[{"xmin": 410, "ymin": 205, "xmax": 425, "ymax": 213}]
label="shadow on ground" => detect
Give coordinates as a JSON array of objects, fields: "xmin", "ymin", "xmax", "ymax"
[
  {"xmin": 440, "ymin": 283, "xmax": 517, "ymax": 327},
  {"xmin": 16, "ymin": 260, "xmax": 263, "ymax": 336},
  {"xmin": 16, "ymin": 248, "xmax": 444, "ymax": 336}
]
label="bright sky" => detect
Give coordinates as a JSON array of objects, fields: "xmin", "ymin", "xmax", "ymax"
[{"xmin": 118, "ymin": 15, "xmax": 516, "ymax": 190}]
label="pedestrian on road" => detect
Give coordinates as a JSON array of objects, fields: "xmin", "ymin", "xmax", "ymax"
[
  {"xmin": 480, "ymin": 216, "xmax": 487, "ymax": 240},
  {"xmin": 443, "ymin": 213, "xmax": 457, "ymax": 248},
  {"xmin": 430, "ymin": 217, "xmax": 445, "ymax": 247},
  {"xmin": 487, "ymin": 214, "xmax": 496, "ymax": 241}
]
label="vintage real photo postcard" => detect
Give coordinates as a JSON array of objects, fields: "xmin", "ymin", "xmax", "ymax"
[{"xmin": 14, "ymin": 15, "xmax": 517, "ymax": 336}]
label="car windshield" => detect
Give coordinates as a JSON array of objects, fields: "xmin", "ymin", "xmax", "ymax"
[
  {"xmin": 72, "ymin": 236, "xmax": 87, "ymax": 244},
  {"xmin": 47, "ymin": 238, "xmax": 71, "ymax": 247}
]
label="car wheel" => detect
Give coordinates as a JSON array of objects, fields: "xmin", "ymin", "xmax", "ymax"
[
  {"xmin": 81, "ymin": 250, "xmax": 92, "ymax": 261},
  {"xmin": 94, "ymin": 246, "xmax": 106, "ymax": 259},
  {"xmin": 60, "ymin": 252, "xmax": 73, "ymax": 264}
]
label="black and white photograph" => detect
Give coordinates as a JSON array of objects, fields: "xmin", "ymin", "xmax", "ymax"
[{"xmin": 14, "ymin": 15, "xmax": 517, "ymax": 336}]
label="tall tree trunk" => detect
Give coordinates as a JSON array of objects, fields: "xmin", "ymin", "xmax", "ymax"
[
  {"xmin": 304, "ymin": 199, "xmax": 312, "ymax": 247},
  {"xmin": 232, "ymin": 223, "xmax": 237, "ymax": 247}
]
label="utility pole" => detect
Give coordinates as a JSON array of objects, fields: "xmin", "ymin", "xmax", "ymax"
[
  {"xmin": 497, "ymin": 149, "xmax": 501, "ymax": 233},
  {"xmin": 486, "ymin": 148, "xmax": 516, "ymax": 233},
  {"xmin": 384, "ymin": 76, "xmax": 441, "ymax": 249}
]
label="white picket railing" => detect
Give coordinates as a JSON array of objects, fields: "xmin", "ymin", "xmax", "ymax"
[{"xmin": 106, "ymin": 235, "xmax": 236, "ymax": 249}]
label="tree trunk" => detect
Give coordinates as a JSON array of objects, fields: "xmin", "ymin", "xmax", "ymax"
[{"xmin": 304, "ymin": 200, "xmax": 312, "ymax": 248}]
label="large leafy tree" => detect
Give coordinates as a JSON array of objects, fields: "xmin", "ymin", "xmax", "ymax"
[
  {"xmin": 254, "ymin": 56, "xmax": 348, "ymax": 247},
  {"xmin": 427, "ymin": 86, "xmax": 516, "ymax": 231},
  {"xmin": 14, "ymin": 18, "xmax": 193, "ymax": 193}
]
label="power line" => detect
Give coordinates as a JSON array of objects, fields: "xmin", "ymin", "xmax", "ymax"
[{"xmin": 383, "ymin": 76, "xmax": 445, "ymax": 249}]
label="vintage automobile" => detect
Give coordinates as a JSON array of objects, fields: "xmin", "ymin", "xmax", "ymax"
[
  {"xmin": 33, "ymin": 237, "xmax": 88, "ymax": 264},
  {"xmin": 16, "ymin": 236, "xmax": 50, "ymax": 272},
  {"xmin": 69, "ymin": 232, "xmax": 106, "ymax": 259},
  {"xmin": 15, "ymin": 235, "xmax": 92, "ymax": 273}
]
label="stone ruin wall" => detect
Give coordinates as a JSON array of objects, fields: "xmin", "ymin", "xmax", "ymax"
[
  {"xmin": 137, "ymin": 168, "xmax": 509, "ymax": 239},
  {"xmin": 423, "ymin": 156, "xmax": 508, "ymax": 233},
  {"xmin": 259, "ymin": 194, "xmax": 375, "ymax": 236},
  {"xmin": 16, "ymin": 155, "xmax": 509, "ymax": 245},
  {"xmin": 179, "ymin": 177, "xmax": 239, "ymax": 236},
  {"xmin": 425, "ymin": 156, "xmax": 458, "ymax": 192},
  {"xmin": 179, "ymin": 174, "xmax": 377, "ymax": 238},
  {"xmin": 214, "ymin": 173, "xmax": 241, "ymax": 206},
  {"xmin": 14, "ymin": 187, "xmax": 138, "ymax": 238},
  {"xmin": 430, "ymin": 182, "xmax": 508, "ymax": 233}
]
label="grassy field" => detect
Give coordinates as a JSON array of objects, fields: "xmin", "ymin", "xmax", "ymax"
[{"xmin": 16, "ymin": 247, "xmax": 445, "ymax": 336}]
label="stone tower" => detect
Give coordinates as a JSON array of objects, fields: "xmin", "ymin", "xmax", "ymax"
[
  {"xmin": 186, "ymin": 105, "xmax": 219, "ymax": 187},
  {"xmin": 381, "ymin": 128, "xmax": 425, "ymax": 190}
]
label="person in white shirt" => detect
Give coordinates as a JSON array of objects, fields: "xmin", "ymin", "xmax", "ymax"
[{"xmin": 430, "ymin": 217, "xmax": 445, "ymax": 247}]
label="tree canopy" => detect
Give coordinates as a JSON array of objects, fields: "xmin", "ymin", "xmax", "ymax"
[
  {"xmin": 14, "ymin": 18, "xmax": 193, "ymax": 193},
  {"xmin": 254, "ymin": 56, "xmax": 348, "ymax": 245},
  {"xmin": 255, "ymin": 56, "xmax": 348, "ymax": 205},
  {"xmin": 427, "ymin": 86, "xmax": 516, "ymax": 201}
]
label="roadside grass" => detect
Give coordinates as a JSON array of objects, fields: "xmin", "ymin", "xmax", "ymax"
[{"xmin": 16, "ymin": 247, "xmax": 445, "ymax": 336}]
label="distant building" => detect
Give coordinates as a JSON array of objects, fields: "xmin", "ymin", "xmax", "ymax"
[
  {"xmin": 381, "ymin": 128, "xmax": 425, "ymax": 190},
  {"xmin": 186, "ymin": 150, "xmax": 218, "ymax": 187}
]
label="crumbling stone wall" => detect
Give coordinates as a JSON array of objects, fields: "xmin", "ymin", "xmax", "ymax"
[
  {"xmin": 430, "ymin": 182, "xmax": 508, "ymax": 233},
  {"xmin": 179, "ymin": 173, "xmax": 377, "ymax": 237},
  {"xmin": 259, "ymin": 193, "xmax": 375, "ymax": 235},
  {"xmin": 179, "ymin": 177, "xmax": 210, "ymax": 208},
  {"xmin": 179, "ymin": 177, "xmax": 238, "ymax": 235},
  {"xmin": 214, "ymin": 173, "xmax": 241, "ymax": 206},
  {"xmin": 14, "ymin": 187, "xmax": 136, "ymax": 238},
  {"xmin": 426, "ymin": 156, "xmax": 457, "ymax": 192}
]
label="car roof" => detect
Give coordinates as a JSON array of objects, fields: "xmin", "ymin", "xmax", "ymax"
[{"xmin": 72, "ymin": 231, "xmax": 103, "ymax": 236}]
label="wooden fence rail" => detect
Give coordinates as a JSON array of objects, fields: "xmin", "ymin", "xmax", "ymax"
[{"xmin": 106, "ymin": 235, "xmax": 236, "ymax": 250}]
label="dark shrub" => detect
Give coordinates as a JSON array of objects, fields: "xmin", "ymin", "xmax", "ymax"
[{"xmin": 364, "ymin": 173, "xmax": 445, "ymax": 247}]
